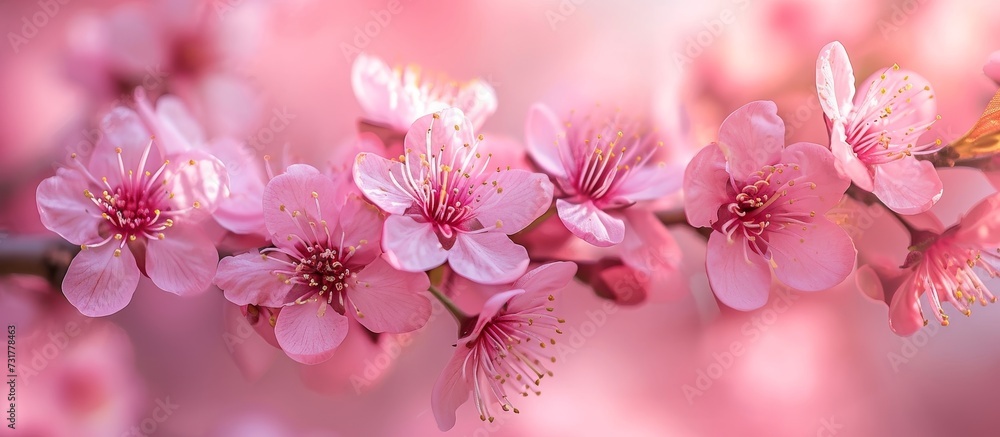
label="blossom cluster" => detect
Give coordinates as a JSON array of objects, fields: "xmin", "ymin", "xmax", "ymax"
[{"xmin": 34, "ymin": 40, "xmax": 1000, "ymax": 430}]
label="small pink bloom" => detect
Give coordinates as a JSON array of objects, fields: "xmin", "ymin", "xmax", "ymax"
[
  {"xmin": 353, "ymin": 108, "xmax": 553, "ymax": 284},
  {"xmin": 36, "ymin": 107, "xmax": 229, "ymax": 316},
  {"xmin": 352, "ymin": 53, "xmax": 498, "ymax": 133},
  {"xmin": 871, "ymin": 194, "xmax": 1000, "ymax": 336},
  {"xmin": 816, "ymin": 41, "xmax": 943, "ymax": 214},
  {"xmin": 525, "ymin": 103, "xmax": 682, "ymax": 246},
  {"xmin": 683, "ymin": 101, "xmax": 856, "ymax": 310},
  {"xmin": 431, "ymin": 262, "xmax": 577, "ymax": 431},
  {"xmin": 215, "ymin": 164, "xmax": 431, "ymax": 364}
]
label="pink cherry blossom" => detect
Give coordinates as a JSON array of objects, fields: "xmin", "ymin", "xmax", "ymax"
[
  {"xmin": 683, "ymin": 100, "xmax": 856, "ymax": 310},
  {"xmin": 353, "ymin": 108, "xmax": 553, "ymax": 285},
  {"xmin": 352, "ymin": 53, "xmax": 498, "ymax": 133},
  {"xmin": 431, "ymin": 262, "xmax": 577, "ymax": 431},
  {"xmin": 816, "ymin": 41, "xmax": 943, "ymax": 214},
  {"xmin": 36, "ymin": 106, "xmax": 229, "ymax": 317},
  {"xmin": 215, "ymin": 164, "xmax": 432, "ymax": 364},
  {"xmin": 862, "ymin": 193, "xmax": 1000, "ymax": 336},
  {"xmin": 134, "ymin": 88, "xmax": 268, "ymax": 236},
  {"xmin": 525, "ymin": 103, "xmax": 682, "ymax": 247}
]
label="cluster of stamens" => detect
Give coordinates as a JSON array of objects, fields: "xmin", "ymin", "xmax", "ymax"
[
  {"xmin": 914, "ymin": 242, "xmax": 1000, "ymax": 326},
  {"xmin": 467, "ymin": 294, "xmax": 565, "ymax": 423}
]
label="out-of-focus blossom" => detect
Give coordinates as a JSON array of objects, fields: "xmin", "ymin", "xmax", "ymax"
[
  {"xmin": 353, "ymin": 108, "xmax": 553, "ymax": 284},
  {"xmin": 135, "ymin": 88, "xmax": 267, "ymax": 236},
  {"xmin": 816, "ymin": 41, "xmax": 943, "ymax": 214},
  {"xmin": 860, "ymin": 193, "xmax": 1000, "ymax": 335},
  {"xmin": 215, "ymin": 164, "xmax": 431, "ymax": 364},
  {"xmin": 36, "ymin": 107, "xmax": 229, "ymax": 316},
  {"xmin": 524, "ymin": 103, "xmax": 682, "ymax": 247},
  {"xmin": 352, "ymin": 53, "xmax": 497, "ymax": 134},
  {"xmin": 984, "ymin": 51, "xmax": 1000, "ymax": 85},
  {"xmin": 432, "ymin": 262, "xmax": 577, "ymax": 431},
  {"xmin": 684, "ymin": 100, "xmax": 855, "ymax": 310}
]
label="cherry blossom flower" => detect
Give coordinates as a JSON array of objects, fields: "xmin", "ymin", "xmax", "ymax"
[
  {"xmin": 684, "ymin": 100, "xmax": 855, "ymax": 310},
  {"xmin": 353, "ymin": 108, "xmax": 553, "ymax": 285},
  {"xmin": 431, "ymin": 262, "xmax": 577, "ymax": 431},
  {"xmin": 36, "ymin": 107, "xmax": 229, "ymax": 316},
  {"xmin": 859, "ymin": 193, "xmax": 1000, "ymax": 336},
  {"xmin": 215, "ymin": 164, "xmax": 431, "ymax": 364},
  {"xmin": 816, "ymin": 41, "xmax": 943, "ymax": 214},
  {"xmin": 525, "ymin": 103, "xmax": 681, "ymax": 247},
  {"xmin": 352, "ymin": 53, "xmax": 498, "ymax": 134}
]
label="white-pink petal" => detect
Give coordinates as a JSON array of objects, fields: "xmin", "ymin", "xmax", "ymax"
[
  {"xmin": 145, "ymin": 227, "xmax": 218, "ymax": 295},
  {"xmin": 348, "ymin": 258, "xmax": 431, "ymax": 333},
  {"xmin": 63, "ymin": 243, "xmax": 141, "ymax": 317},
  {"xmin": 448, "ymin": 232, "xmax": 528, "ymax": 285},
  {"xmin": 555, "ymin": 199, "xmax": 625, "ymax": 247}
]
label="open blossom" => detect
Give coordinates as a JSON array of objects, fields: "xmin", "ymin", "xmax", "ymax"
[
  {"xmin": 353, "ymin": 108, "xmax": 553, "ymax": 284},
  {"xmin": 816, "ymin": 41, "xmax": 943, "ymax": 214},
  {"xmin": 36, "ymin": 107, "xmax": 228, "ymax": 317},
  {"xmin": 134, "ymin": 88, "xmax": 267, "ymax": 236},
  {"xmin": 215, "ymin": 164, "xmax": 431, "ymax": 364},
  {"xmin": 859, "ymin": 194, "xmax": 1000, "ymax": 336},
  {"xmin": 684, "ymin": 100, "xmax": 855, "ymax": 310},
  {"xmin": 525, "ymin": 103, "xmax": 681, "ymax": 246},
  {"xmin": 352, "ymin": 53, "xmax": 498, "ymax": 133},
  {"xmin": 431, "ymin": 262, "xmax": 577, "ymax": 431}
]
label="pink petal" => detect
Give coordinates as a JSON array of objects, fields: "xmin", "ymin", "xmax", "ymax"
[
  {"xmin": 87, "ymin": 107, "xmax": 156, "ymax": 185},
  {"xmin": 954, "ymin": 193, "xmax": 1000, "ymax": 246},
  {"xmin": 216, "ymin": 250, "xmax": 292, "ymax": 307},
  {"xmin": 506, "ymin": 262, "xmax": 577, "ymax": 314},
  {"xmin": 336, "ymin": 195, "xmax": 385, "ymax": 266},
  {"xmin": 683, "ymin": 143, "xmax": 731, "ymax": 228},
  {"xmin": 403, "ymin": 109, "xmax": 475, "ymax": 162},
  {"xmin": 830, "ymin": 124, "xmax": 873, "ymax": 191},
  {"xmin": 768, "ymin": 219, "xmax": 856, "ymax": 292},
  {"xmin": 145, "ymin": 227, "xmax": 218, "ymax": 295},
  {"xmin": 855, "ymin": 265, "xmax": 886, "ymax": 303},
  {"xmin": 471, "ymin": 289, "xmax": 525, "ymax": 339},
  {"xmin": 36, "ymin": 168, "xmax": 103, "ymax": 245},
  {"xmin": 164, "ymin": 150, "xmax": 230, "ymax": 216},
  {"xmin": 555, "ymin": 199, "xmax": 625, "ymax": 247},
  {"xmin": 262, "ymin": 164, "xmax": 341, "ymax": 242},
  {"xmin": 63, "ymin": 243, "xmax": 140, "ymax": 317},
  {"xmin": 449, "ymin": 232, "xmax": 528, "ymax": 285},
  {"xmin": 274, "ymin": 302, "xmax": 349, "ymax": 365},
  {"xmin": 348, "ymin": 258, "xmax": 431, "ymax": 333},
  {"xmin": 524, "ymin": 103, "xmax": 569, "ymax": 179},
  {"xmin": 431, "ymin": 345, "xmax": 473, "ymax": 431},
  {"xmin": 815, "ymin": 41, "xmax": 856, "ymax": 122},
  {"xmin": 780, "ymin": 142, "xmax": 850, "ymax": 212},
  {"xmin": 352, "ymin": 152, "xmax": 413, "ymax": 215},
  {"xmin": 887, "ymin": 279, "xmax": 924, "ymax": 336},
  {"xmin": 619, "ymin": 208, "xmax": 681, "ymax": 273},
  {"xmin": 474, "ymin": 169, "xmax": 553, "ymax": 234},
  {"xmin": 985, "ymin": 51, "xmax": 1000, "ymax": 85},
  {"xmin": 351, "ymin": 53, "xmax": 397, "ymax": 128},
  {"xmin": 607, "ymin": 162, "xmax": 683, "ymax": 203},
  {"xmin": 872, "ymin": 157, "xmax": 943, "ymax": 215},
  {"xmin": 856, "ymin": 68, "xmax": 937, "ymax": 132},
  {"xmin": 208, "ymin": 137, "xmax": 267, "ymax": 235},
  {"xmin": 135, "ymin": 90, "xmax": 202, "ymax": 155},
  {"xmin": 381, "ymin": 214, "xmax": 448, "ymax": 272},
  {"xmin": 706, "ymin": 232, "xmax": 771, "ymax": 311},
  {"xmin": 717, "ymin": 100, "xmax": 784, "ymax": 178},
  {"xmin": 222, "ymin": 303, "xmax": 278, "ymax": 383}
]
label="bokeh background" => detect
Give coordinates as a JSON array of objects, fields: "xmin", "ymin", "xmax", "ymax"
[{"xmin": 2, "ymin": 0, "xmax": 1000, "ymax": 436}]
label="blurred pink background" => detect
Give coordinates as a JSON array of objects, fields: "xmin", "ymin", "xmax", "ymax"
[{"xmin": 2, "ymin": 0, "xmax": 1000, "ymax": 436}]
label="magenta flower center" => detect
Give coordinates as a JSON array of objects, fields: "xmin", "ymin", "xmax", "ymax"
[{"xmin": 717, "ymin": 163, "xmax": 817, "ymax": 255}]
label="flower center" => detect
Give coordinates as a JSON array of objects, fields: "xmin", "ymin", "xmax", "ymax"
[
  {"xmin": 566, "ymin": 114, "xmax": 664, "ymax": 205},
  {"xmin": 915, "ymin": 242, "xmax": 999, "ymax": 326},
  {"xmin": 717, "ymin": 164, "xmax": 816, "ymax": 255}
]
